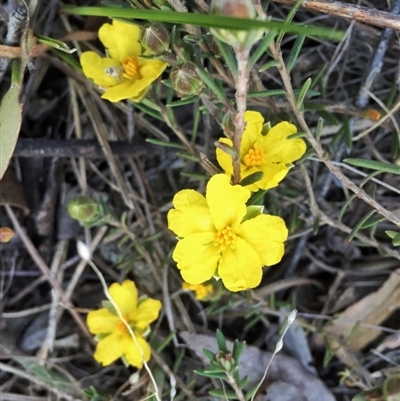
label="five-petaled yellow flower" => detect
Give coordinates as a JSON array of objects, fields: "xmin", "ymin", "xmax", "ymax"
[
  {"xmin": 87, "ymin": 280, "xmax": 161, "ymax": 368},
  {"xmin": 168, "ymin": 174, "xmax": 288, "ymax": 292},
  {"xmin": 216, "ymin": 111, "xmax": 306, "ymax": 192},
  {"xmin": 182, "ymin": 282, "xmax": 214, "ymax": 300},
  {"xmin": 80, "ymin": 20, "xmax": 168, "ymax": 102}
]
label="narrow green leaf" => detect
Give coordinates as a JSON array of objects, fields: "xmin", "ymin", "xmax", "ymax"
[
  {"xmin": 232, "ymin": 340, "xmax": 246, "ymax": 361},
  {"xmin": 62, "ymin": 6, "xmax": 344, "ymax": 40},
  {"xmin": 287, "ymin": 34, "xmax": 306, "ymax": 72},
  {"xmin": 240, "ymin": 171, "xmax": 263, "ymax": 186},
  {"xmin": 37, "ymin": 34, "xmax": 76, "ymax": 53},
  {"xmin": 216, "ymin": 329, "xmax": 228, "ymax": 353},
  {"xmin": 344, "ymin": 158, "xmax": 400, "ymax": 175},
  {"xmin": 239, "ymin": 375, "xmax": 249, "ymax": 389},
  {"xmin": 202, "ymin": 348, "xmax": 216, "ymax": 362},
  {"xmin": 312, "ymin": 215, "xmax": 320, "ymax": 235},
  {"xmin": 392, "ymin": 233, "xmax": 400, "ymax": 246},
  {"xmin": 249, "ymin": 30, "xmax": 277, "ymax": 67},
  {"xmin": 296, "ymin": 77, "xmax": 312, "ymax": 109},
  {"xmin": 195, "ymin": 369, "xmax": 227, "ymax": 379},
  {"xmin": 258, "ymin": 59, "xmax": 281, "ymax": 72},
  {"xmin": 0, "ymin": 67, "xmax": 22, "ymax": 180},
  {"xmin": 195, "ymin": 68, "xmax": 227, "ymax": 104},
  {"xmin": 276, "ymin": 0, "xmax": 305, "ymax": 46},
  {"xmin": 166, "ymin": 95, "xmax": 199, "ymax": 107},
  {"xmin": 248, "ymin": 88, "xmax": 285, "ymax": 97},
  {"xmin": 359, "ymin": 214, "xmax": 385, "ymax": 229},
  {"xmin": 348, "ymin": 210, "xmax": 376, "ymax": 241},
  {"xmin": 145, "ymin": 138, "xmax": 185, "ymax": 149},
  {"xmin": 215, "ymin": 38, "xmax": 237, "ymax": 75},
  {"xmin": 316, "ymin": 117, "xmax": 324, "ymax": 141},
  {"xmin": 385, "ymin": 230, "xmax": 399, "ymax": 240}
]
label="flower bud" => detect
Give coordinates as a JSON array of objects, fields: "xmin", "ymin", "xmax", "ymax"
[
  {"xmin": 210, "ymin": 0, "xmax": 264, "ymax": 51},
  {"xmin": 68, "ymin": 196, "xmax": 100, "ymax": 223},
  {"xmin": 170, "ymin": 62, "xmax": 203, "ymax": 96},
  {"xmin": 140, "ymin": 23, "xmax": 170, "ymax": 55}
]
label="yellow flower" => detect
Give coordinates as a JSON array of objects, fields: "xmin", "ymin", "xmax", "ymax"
[
  {"xmin": 87, "ymin": 280, "xmax": 161, "ymax": 368},
  {"xmin": 167, "ymin": 174, "xmax": 288, "ymax": 292},
  {"xmin": 182, "ymin": 282, "xmax": 214, "ymax": 300},
  {"xmin": 216, "ymin": 111, "xmax": 307, "ymax": 192},
  {"xmin": 80, "ymin": 20, "xmax": 168, "ymax": 102}
]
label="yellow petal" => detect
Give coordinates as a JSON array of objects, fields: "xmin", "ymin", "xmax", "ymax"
[
  {"xmin": 102, "ymin": 67, "xmax": 164, "ymax": 102},
  {"xmin": 133, "ymin": 299, "xmax": 162, "ymax": 330},
  {"xmin": 93, "ymin": 331, "xmax": 123, "ymax": 366},
  {"xmin": 215, "ymin": 137, "xmax": 234, "ymax": 175},
  {"xmin": 139, "ymin": 58, "xmax": 168, "ymax": 79},
  {"xmin": 121, "ymin": 333, "xmax": 151, "ymax": 368},
  {"xmin": 263, "ymin": 121, "xmax": 306, "ymax": 163},
  {"xmin": 109, "ymin": 280, "xmax": 138, "ymax": 317},
  {"xmin": 218, "ymin": 238, "xmax": 262, "ymax": 291},
  {"xmin": 206, "ymin": 174, "xmax": 250, "ymax": 230},
  {"xmin": 243, "ymin": 163, "xmax": 289, "ymax": 191},
  {"xmin": 99, "ymin": 20, "xmax": 141, "ymax": 62},
  {"xmin": 87, "ymin": 308, "xmax": 119, "ymax": 334},
  {"xmin": 80, "ymin": 52, "xmax": 121, "ymax": 87},
  {"xmin": 238, "ymin": 214, "xmax": 288, "ymax": 266},
  {"xmin": 240, "ymin": 111, "xmax": 264, "ymax": 160},
  {"xmin": 168, "ymin": 189, "xmax": 214, "ymax": 237},
  {"xmin": 173, "ymin": 232, "xmax": 220, "ymax": 284}
]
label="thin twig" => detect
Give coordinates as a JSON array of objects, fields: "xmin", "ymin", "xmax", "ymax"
[{"xmin": 269, "ymin": 0, "xmax": 400, "ymax": 31}]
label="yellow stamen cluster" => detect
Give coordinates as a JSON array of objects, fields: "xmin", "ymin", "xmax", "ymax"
[
  {"xmin": 213, "ymin": 226, "xmax": 237, "ymax": 250},
  {"xmin": 116, "ymin": 319, "xmax": 128, "ymax": 334},
  {"xmin": 243, "ymin": 143, "xmax": 265, "ymax": 167},
  {"xmin": 122, "ymin": 56, "xmax": 141, "ymax": 80}
]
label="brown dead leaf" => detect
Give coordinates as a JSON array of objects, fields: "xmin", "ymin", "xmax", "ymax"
[
  {"xmin": 0, "ymin": 227, "xmax": 15, "ymax": 243},
  {"xmin": 180, "ymin": 331, "xmax": 335, "ymax": 401},
  {"xmin": 0, "ymin": 168, "xmax": 29, "ymax": 215},
  {"xmin": 325, "ymin": 268, "xmax": 400, "ymax": 351}
]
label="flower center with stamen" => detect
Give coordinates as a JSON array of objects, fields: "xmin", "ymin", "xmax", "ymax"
[
  {"xmin": 213, "ymin": 226, "xmax": 237, "ymax": 251},
  {"xmin": 116, "ymin": 319, "xmax": 128, "ymax": 334},
  {"xmin": 243, "ymin": 142, "xmax": 265, "ymax": 167},
  {"xmin": 122, "ymin": 56, "xmax": 141, "ymax": 80}
]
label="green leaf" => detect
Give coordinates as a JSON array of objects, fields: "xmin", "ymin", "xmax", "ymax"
[
  {"xmin": 239, "ymin": 375, "xmax": 249, "ymax": 389},
  {"xmin": 216, "ymin": 329, "xmax": 228, "ymax": 353},
  {"xmin": 215, "ymin": 38, "xmax": 237, "ymax": 75},
  {"xmin": 202, "ymin": 348, "xmax": 216, "ymax": 362},
  {"xmin": 348, "ymin": 210, "xmax": 376, "ymax": 241},
  {"xmin": 242, "ymin": 205, "xmax": 264, "ymax": 222},
  {"xmin": 101, "ymin": 300, "xmax": 117, "ymax": 315},
  {"xmin": 315, "ymin": 117, "xmax": 324, "ymax": 141},
  {"xmin": 240, "ymin": 171, "xmax": 263, "ymax": 187},
  {"xmin": 166, "ymin": 94, "xmax": 200, "ymax": 107},
  {"xmin": 343, "ymin": 158, "xmax": 400, "ymax": 175},
  {"xmin": 249, "ymin": 30, "xmax": 277, "ymax": 67},
  {"xmin": 385, "ymin": 230, "xmax": 398, "ymax": 239},
  {"xmin": 296, "ymin": 77, "xmax": 312, "ymax": 109},
  {"xmin": 209, "ymin": 389, "xmax": 239, "ymax": 399},
  {"xmin": 0, "ymin": 65, "xmax": 23, "ymax": 180},
  {"xmin": 287, "ymin": 34, "xmax": 306, "ymax": 72},
  {"xmin": 195, "ymin": 369, "xmax": 227, "ymax": 379},
  {"xmin": 196, "ymin": 68, "xmax": 227, "ymax": 103},
  {"xmin": 258, "ymin": 59, "xmax": 281, "ymax": 72},
  {"xmin": 62, "ymin": 6, "xmax": 344, "ymax": 40},
  {"xmin": 392, "ymin": 233, "xmax": 400, "ymax": 246},
  {"xmin": 232, "ymin": 340, "xmax": 246, "ymax": 361},
  {"xmin": 276, "ymin": 0, "xmax": 305, "ymax": 46},
  {"xmin": 145, "ymin": 138, "xmax": 185, "ymax": 149},
  {"xmin": 37, "ymin": 34, "xmax": 76, "ymax": 53}
]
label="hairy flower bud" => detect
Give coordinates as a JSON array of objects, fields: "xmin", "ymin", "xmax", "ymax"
[
  {"xmin": 210, "ymin": 0, "xmax": 264, "ymax": 51},
  {"xmin": 68, "ymin": 196, "xmax": 100, "ymax": 223},
  {"xmin": 170, "ymin": 62, "xmax": 203, "ymax": 96},
  {"xmin": 140, "ymin": 23, "xmax": 170, "ymax": 55}
]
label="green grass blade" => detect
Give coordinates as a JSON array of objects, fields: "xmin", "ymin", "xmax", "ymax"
[{"xmin": 62, "ymin": 6, "xmax": 344, "ymax": 40}]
